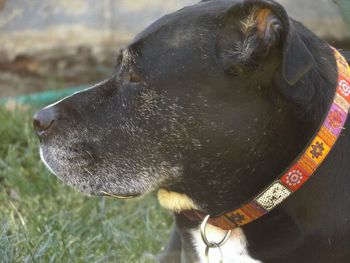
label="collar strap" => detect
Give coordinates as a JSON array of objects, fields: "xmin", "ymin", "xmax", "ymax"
[{"xmin": 181, "ymin": 48, "xmax": 350, "ymax": 230}]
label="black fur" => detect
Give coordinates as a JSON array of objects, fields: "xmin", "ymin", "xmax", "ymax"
[{"xmin": 34, "ymin": 0, "xmax": 350, "ymax": 262}]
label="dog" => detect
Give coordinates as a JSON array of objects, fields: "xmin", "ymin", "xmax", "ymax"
[{"xmin": 33, "ymin": 0, "xmax": 350, "ymax": 262}]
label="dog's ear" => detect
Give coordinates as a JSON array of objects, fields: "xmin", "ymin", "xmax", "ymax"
[{"xmin": 217, "ymin": 0, "xmax": 315, "ymax": 85}]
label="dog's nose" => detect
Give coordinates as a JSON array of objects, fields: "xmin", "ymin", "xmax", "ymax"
[{"xmin": 33, "ymin": 107, "xmax": 57, "ymax": 136}]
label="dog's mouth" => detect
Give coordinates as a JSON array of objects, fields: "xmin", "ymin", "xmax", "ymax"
[
  {"xmin": 100, "ymin": 191, "xmax": 140, "ymax": 199},
  {"xmin": 39, "ymin": 134, "xmax": 184, "ymax": 200},
  {"xmin": 39, "ymin": 143, "xmax": 164, "ymax": 198}
]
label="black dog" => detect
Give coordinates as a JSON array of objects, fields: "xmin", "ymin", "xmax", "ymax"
[{"xmin": 33, "ymin": 0, "xmax": 350, "ymax": 262}]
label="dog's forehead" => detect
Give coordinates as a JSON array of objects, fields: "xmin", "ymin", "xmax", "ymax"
[{"xmin": 131, "ymin": 0, "xmax": 243, "ymax": 46}]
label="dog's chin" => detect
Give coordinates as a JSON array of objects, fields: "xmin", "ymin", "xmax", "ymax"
[{"xmin": 39, "ymin": 147, "xmax": 149, "ymax": 198}]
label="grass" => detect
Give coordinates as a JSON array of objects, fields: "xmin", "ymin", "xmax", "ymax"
[{"xmin": 0, "ymin": 106, "xmax": 172, "ymax": 262}]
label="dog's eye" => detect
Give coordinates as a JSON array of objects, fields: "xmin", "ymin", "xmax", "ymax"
[{"xmin": 128, "ymin": 73, "xmax": 142, "ymax": 83}]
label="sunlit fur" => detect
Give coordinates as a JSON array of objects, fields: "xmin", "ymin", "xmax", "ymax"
[{"xmin": 158, "ymin": 189, "xmax": 199, "ymax": 212}]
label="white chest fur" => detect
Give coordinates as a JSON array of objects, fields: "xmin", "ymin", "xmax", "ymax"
[{"xmin": 190, "ymin": 225, "xmax": 262, "ymax": 263}]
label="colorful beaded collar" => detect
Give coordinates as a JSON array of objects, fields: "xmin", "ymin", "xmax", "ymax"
[{"xmin": 182, "ymin": 49, "xmax": 350, "ymax": 230}]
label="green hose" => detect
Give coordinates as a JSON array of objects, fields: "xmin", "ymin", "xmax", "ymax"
[{"xmin": 0, "ymin": 85, "xmax": 89, "ymax": 107}]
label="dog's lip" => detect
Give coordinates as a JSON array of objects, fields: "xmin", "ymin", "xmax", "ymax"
[{"xmin": 100, "ymin": 191, "xmax": 139, "ymax": 199}]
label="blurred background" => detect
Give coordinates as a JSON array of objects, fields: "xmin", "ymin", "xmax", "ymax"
[
  {"xmin": 0, "ymin": 0, "xmax": 349, "ymax": 262},
  {"xmin": 0, "ymin": 0, "xmax": 349, "ymax": 99}
]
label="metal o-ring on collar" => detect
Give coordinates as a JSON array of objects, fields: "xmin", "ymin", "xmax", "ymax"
[
  {"xmin": 200, "ymin": 214, "xmax": 232, "ymax": 263},
  {"xmin": 205, "ymin": 244, "xmax": 224, "ymax": 263},
  {"xmin": 200, "ymin": 215, "xmax": 232, "ymax": 247}
]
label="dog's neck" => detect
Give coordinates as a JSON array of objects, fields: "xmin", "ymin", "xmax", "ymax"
[
  {"xmin": 159, "ymin": 47, "xmax": 350, "ymax": 260},
  {"xmin": 159, "ymin": 44, "xmax": 346, "ymax": 216},
  {"xmin": 166, "ymin": 45, "xmax": 350, "ymax": 261},
  {"xmin": 245, "ymin": 118, "xmax": 350, "ymax": 260}
]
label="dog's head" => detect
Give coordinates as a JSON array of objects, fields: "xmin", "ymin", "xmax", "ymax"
[{"xmin": 34, "ymin": 0, "xmax": 335, "ymax": 214}]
